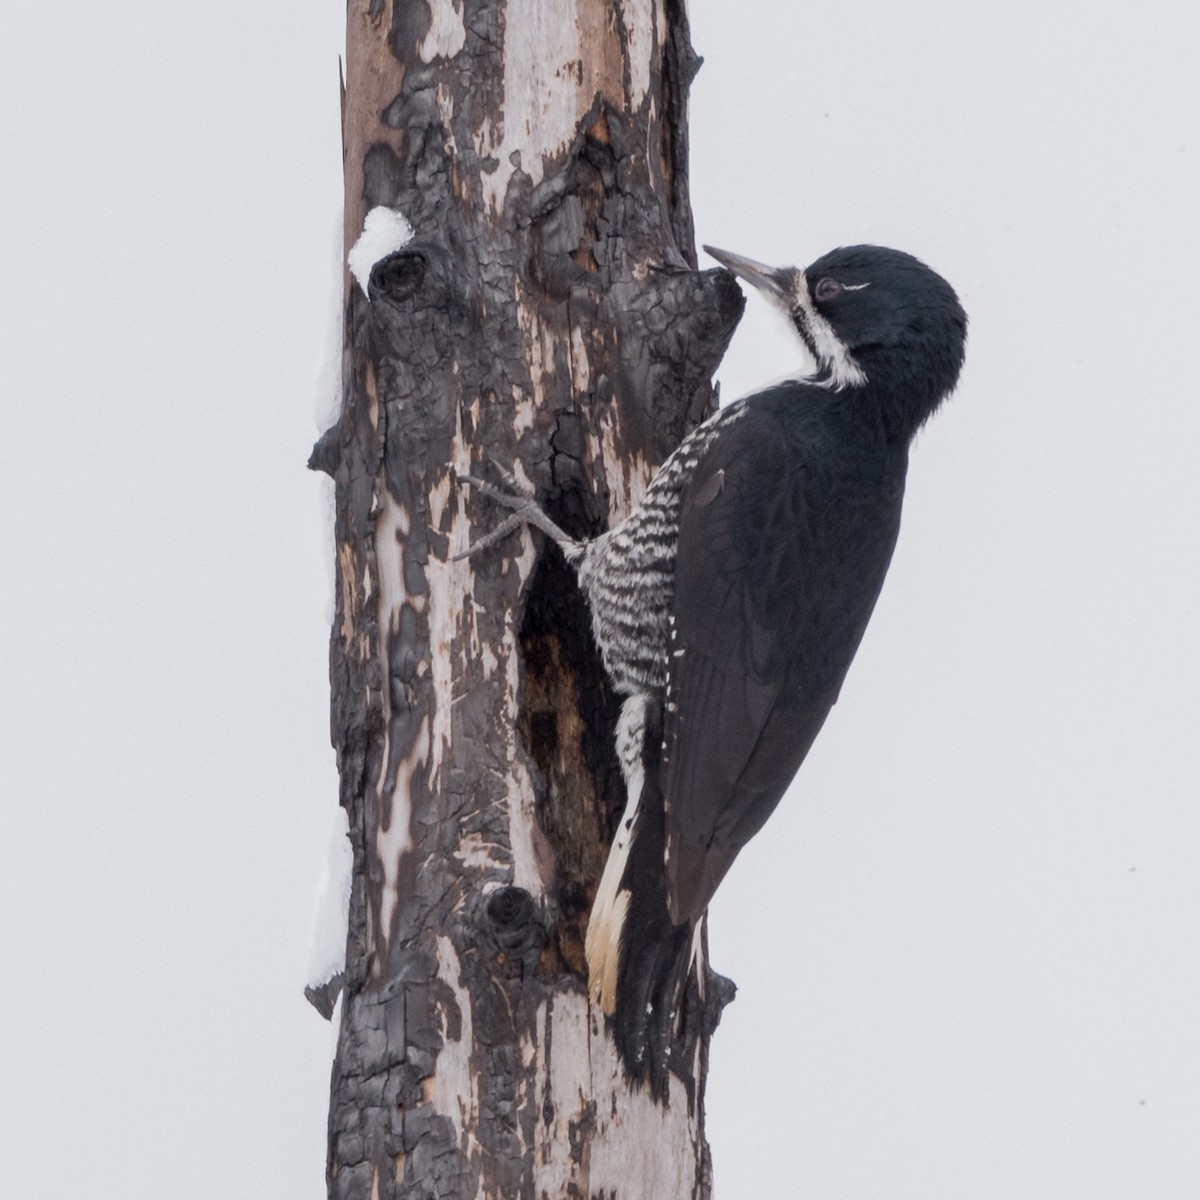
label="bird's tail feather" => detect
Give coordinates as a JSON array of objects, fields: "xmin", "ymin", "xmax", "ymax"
[
  {"xmin": 584, "ymin": 844, "xmax": 632, "ymax": 1014},
  {"xmin": 587, "ymin": 805, "xmax": 697, "ymax": 1096},
  {"xmin": 585, "ymin": 696, "xmax": 702, "ymax": 1095},
  {"xmin": 610, "ymin": 882, "xmax": 695, "ymax": 1098},
  {"xmin": 608, "ymin": 707, "xmax": 702, "ymax": 1091},
  {"xmin": 585, "ymin": 696, "xmax": 650, "ymax": 1013}
]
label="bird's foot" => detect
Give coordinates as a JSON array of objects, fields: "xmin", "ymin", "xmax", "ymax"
[{"xmin": 454, "ymin": 457, "xmax": 582, "ymax": 562}]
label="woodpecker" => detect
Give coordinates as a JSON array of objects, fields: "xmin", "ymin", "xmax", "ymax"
[{"xmin": 459, "ymin": 244, "xmax": 967, "ymax": 1088}]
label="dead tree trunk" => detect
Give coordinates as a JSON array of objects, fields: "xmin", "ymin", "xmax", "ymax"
[{"xmin": 311, "ymin": 2, "xmax": 743, "ymax": 1196}]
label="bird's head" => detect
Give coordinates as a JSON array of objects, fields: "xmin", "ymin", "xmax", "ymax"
[{"xmin": 705, "ymin": 243, "xmax": 967, "ymax": 433}]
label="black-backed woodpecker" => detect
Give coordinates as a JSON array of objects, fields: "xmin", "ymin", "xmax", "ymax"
[{"xmin": 459, "ymin": 244, "xmax": 967, "ymax": 1090}]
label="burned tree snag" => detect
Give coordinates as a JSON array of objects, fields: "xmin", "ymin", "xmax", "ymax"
[{"xmin": 313, "ymin": 2, "xmax": 743, "ymax": 1196}]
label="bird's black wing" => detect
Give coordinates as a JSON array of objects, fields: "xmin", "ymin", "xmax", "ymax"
[{"xmin": 661, "ymin": 400, "xmax": 894, "ymax": 925}]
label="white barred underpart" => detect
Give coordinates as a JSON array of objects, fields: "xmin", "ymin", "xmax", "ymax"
[
  {"xmin": 576, "ymin": 400, "xmax": 746, "ymax": 697},
  {"xmin": 791, "ymin": 274, "xmax": 868, "ymax": 391},
  {"xmin": 579, "ymin": 401, "xmax": 747, "ymax": 1008}
]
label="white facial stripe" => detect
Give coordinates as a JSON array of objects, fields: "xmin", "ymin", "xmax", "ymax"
[{"xmin": 793, "ymin": 274, "xmax": 868, "ymax": 390}]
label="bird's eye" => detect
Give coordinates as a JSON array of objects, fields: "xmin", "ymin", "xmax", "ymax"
[{"xmin": 814, "ymin": 277, "xmax": 844, "ymax": 302}]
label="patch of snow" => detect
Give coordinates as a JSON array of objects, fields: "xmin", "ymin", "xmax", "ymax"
[
  {"xmin": 329, "ymin": 992, "xmax": 343, "ymax": 1058},
  {"xmin": 318, "ymin": 473, "xmax": 336, "ymax": 628},
  {"xmin": 306, "ymin": 805, "xmax": 353, "ymax": 991},
  {"xmin": 315, "ymin": 210, "xmax": 345, "ymax": 432},
  {"xmin": 347, "ymin": 206, "xmax": 414, "ymax": 298}
]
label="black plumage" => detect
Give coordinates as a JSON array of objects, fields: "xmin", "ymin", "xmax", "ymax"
[
  {"xmin": 459, "ymin": 244, "xmax": 967, "ymax": 1090},
  {"xmin": 663, "ymin": 371, "xmax": 914, "ymax": 915}
]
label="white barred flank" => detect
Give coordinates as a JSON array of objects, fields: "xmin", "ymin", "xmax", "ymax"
[
  {"xmin": 585, "ymin": 693, "xmax": 651, "ymax": 1012},
  {"xmin": 576, "ymin": 402, "xmax": 747, "ymax": 697}
]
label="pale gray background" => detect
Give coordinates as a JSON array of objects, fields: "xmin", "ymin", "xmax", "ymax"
[{"xmin": 2, "ymin": 2, "xmax": 1197, "ymax": 1197}]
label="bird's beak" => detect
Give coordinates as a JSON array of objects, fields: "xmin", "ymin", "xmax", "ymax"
[{"xmin": 703, "ymin": 245, "xmax": 791, "ymax": 307}]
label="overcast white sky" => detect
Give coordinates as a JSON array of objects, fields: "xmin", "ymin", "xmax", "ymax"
[{"xmin": 2, "ymin": 2, "xmax": 1198, "ymax": 1197}]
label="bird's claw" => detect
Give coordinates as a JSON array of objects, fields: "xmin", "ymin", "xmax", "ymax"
[
  {"xmin": 455, "ymin": 472, "xmax": 535, "ymax": 513},
  {"xmin": 451, "ymin": 512, "xmax": 525, "ymax": 561},
  {"xmin": 454, "ymin": 461, "xmax": 582, "ymax": 563},
  {"xmin": 453, "ymin": 464, "xmax": 540, "ymax": 562},
  {"xmin": 485, "ymin": 453, "xmax": 526, "ymax": 494}
]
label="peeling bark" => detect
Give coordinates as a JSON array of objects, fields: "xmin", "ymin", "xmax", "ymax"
[{"xmin": 314, "ymin": 2, "xmax": 744, "ymax": 1196}]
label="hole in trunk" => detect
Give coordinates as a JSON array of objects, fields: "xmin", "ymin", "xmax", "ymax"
[{"xmin": 517, "ymin": 546, "xmax": 623, "ymax": 978}]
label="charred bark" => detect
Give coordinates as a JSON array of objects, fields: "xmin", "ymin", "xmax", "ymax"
[{"xmin": 313, "ymin": 2, "xmax": 743, "ymax": 1196}]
